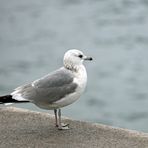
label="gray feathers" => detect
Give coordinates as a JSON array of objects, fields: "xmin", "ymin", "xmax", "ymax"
[{"xmin": 13, "ymin": 67, "xmax": 78, "ymax": 104}]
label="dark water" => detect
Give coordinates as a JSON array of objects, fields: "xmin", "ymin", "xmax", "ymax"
[{"xmin": 1, "ymin": 0, "xmax": 148, "ymax": 132}]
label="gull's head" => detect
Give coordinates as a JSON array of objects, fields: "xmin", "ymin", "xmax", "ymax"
[{"xmin": 63, "ymin": 49, "xmax": 92, "ymax": 70}]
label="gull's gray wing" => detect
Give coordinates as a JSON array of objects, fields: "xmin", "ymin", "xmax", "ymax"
[{"xmin": 13, "ymin": 67, "xmax": 77, "ymax": 104}]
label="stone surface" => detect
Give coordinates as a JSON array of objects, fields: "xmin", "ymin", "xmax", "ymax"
[{"xmin": 0, "ymin": 107, "xmax": 148, "ymax": 148}]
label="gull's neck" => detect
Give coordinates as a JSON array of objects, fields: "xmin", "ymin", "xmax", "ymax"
[
  {"xmin": 64, "ymin": 63, "xmax": 84, "ymax": 73},
  {"xmin": 64, "ymin": 62, "xmax": 87, "ymax": 91}
]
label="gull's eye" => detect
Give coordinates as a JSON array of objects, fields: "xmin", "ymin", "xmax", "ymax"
[{"xmin": 78, "ymin": 54, "xmax": 83, "ymax": 58}]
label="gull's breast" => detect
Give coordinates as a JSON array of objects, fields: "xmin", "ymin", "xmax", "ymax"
[{"xmin": 50, "ymin": 65, "xmax": 87, "ymax": 109}]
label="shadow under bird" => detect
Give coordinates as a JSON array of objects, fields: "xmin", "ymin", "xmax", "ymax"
[{"xmin": 0, "ymin": 49, "xmax": 92, "ymax": 130}]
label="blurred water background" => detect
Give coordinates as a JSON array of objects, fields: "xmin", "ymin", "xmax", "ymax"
[{"xmin": 0, "ymin": 0, "xmax": 148, "ymax": 132}]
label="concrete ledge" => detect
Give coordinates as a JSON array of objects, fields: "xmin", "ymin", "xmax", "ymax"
[{"xmin": 0, "ymin": 107, "xmax": 148, "ymax": 148}]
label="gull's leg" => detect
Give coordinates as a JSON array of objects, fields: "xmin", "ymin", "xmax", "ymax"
[
  {"xmin": 54, "ymin": 109, "xmax": 58, "ymax": 127},
  {"xmin": 58, "ymin": 108, "xmax": 62, "ymax": 130},
  {"xmin": 58, "ymin": 108, "xmax": 69, "ymax": 130}
]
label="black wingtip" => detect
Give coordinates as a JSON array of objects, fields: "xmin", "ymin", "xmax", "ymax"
[{"xmin": 0, "ymin": 95, "xmax": 29, "ymax": 104}]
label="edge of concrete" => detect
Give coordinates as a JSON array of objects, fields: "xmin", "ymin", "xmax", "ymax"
[{"xmin": 0, "ymin": 107, "xmax": 148, "ymax": 148}]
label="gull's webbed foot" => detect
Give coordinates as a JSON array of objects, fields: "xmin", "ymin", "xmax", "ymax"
[{"xmin": 58, "ymin": 123, "xmax": 70, "ymax": 130}]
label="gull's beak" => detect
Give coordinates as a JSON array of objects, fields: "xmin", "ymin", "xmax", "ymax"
[{"xmin": 83, "ymin": 56, "xmax": 93, "ymax": 61}]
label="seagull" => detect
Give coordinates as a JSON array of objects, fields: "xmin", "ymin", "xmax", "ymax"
[{"xmin": 0, "ymin": 49, "xmax": 92, "ymax": 130}]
